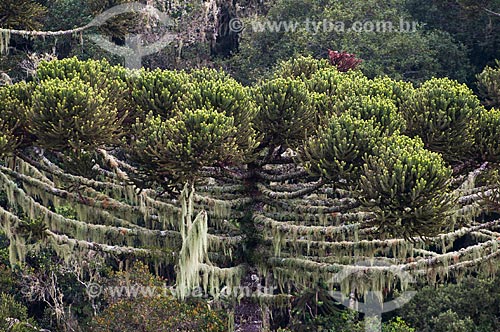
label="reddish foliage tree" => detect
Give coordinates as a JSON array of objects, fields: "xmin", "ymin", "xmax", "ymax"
[{"xmin": 328, "ymin": 49, "xmax": 362, "ymax": 72}]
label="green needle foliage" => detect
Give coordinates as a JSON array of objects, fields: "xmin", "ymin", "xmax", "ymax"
[
  {"xmin": 307, "ymin": 66, "xmax": 413, "ymax": 105},
  {"xmin": 333, "ymin": 95, "xmax": 406, "ymax": 135},
  {"xmin": 131, "ymin": 108, "xmax": 240, "ymax": 185},
  {"xmin": 128, "ymin": 68, "xmax": 192, "ymax": 120},
  {"xmin": 36, "ymin": 57, "xmax": 131, "ymax": 124},
  {"xmin": 477, "ymin": 60, "xmax": 500, "ymax": 109},
  {"xmin": 188, "ymin": 67, "xmax": 233, "ymax": 84},
  {"xmin": 253, "ymin": 78, "xmax": 316, "ymax": 149},
  {"xmin": 359, "ymin": 135, "xmax": 454, "ymax": 239},
  {"xmin": 0, "ymin": 120, "xmax": 16, "ymax": 157},
  {"xmin": 402, "ymin": 77, "xmax": 482, "ymax": 162},
  {"xmin": 180, "ymin": 70, "xmax": 259, "ymax": 159},
  {"xmin": 301, "ymin": 113, "xmax": 383, "ymax": 185},
  {"xmin": 0, "ymin": 0, "xmax": 47, "ymax": 30},
  {"xmin": 306, "ymin": 66, "xmax": 413, "ymax": 123},
  {"xmin": 476, "ymin": 108, "xmax": 500, "ymax": 162},
  {"xmin": 273, "ymin": 55, "xmax": 332, "ymax": 81},
  {"xmin": 27, "ymin": 77, "xmax": 124, "ymax": 153},
  {"xmin": 362, "ymin": 76, "xmax": 414, "ymax": 110},
  {"xmin": 0, "ymin": 82, "xmax": 33, "ymax": 155},
  {"xmin": 306, "ymin": 67, "xmax": 345, "ymax": 97}
]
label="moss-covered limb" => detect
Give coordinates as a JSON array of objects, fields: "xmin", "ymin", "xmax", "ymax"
[
  {"xmin": 268, "ymin": 257, "xmax": 344, "ymax": 274},
  {"xmin": 20, "ymin": 153, "xmax": 126, "ymax": 192},
  {"xmin": 92, "ymin": 163, "xmax": 119, "ymax": 180},
  {"xmin": 260, "ymin": 210, "xmax": 376, "ymax": 228},
  {"xmin": 263, "ymin": 218, "xmax": 500, "ymax": 261},
  {"xmin": 458, "ymin": 189, "xmax": 493, "ymax": 204},
  {"xmin": 0, "ymin": 204, "xmax": 27, "ymax": 264},
  {"xmin": 406, "ymin": 239, "xmax": 500, "ymax": 272},
  {"xmin": 262, "ymin": 237, "xmax": 421, "ymax": 260},
  {"xmin": 452, "ymin": 161, "xmax": 489, "ymax": 197},
  {"xmin": 45, "ymin": 230, "xmax": 160, "ymax": 257},
  {"xmin": 456, "ymin": 186, "xmax": 492, "ymax": 201},
  {"xmin": 271, "ymin": 264, "xmax": 410, "ymax": 299},
  {"xmin": 476, "ymin": 228, "xmax": 500, "ymax": 238},
  {"xmin": 0, "ymin": 165, "xmax": 147, "ymax": 217},
  {"xmin": 257, "ymin": 180, "xmax": 326, "ymax": 199},
  {"xmin": 97, "ymin": 148, "xmax": 130, "ymax": 181},
  {"xmin": 0, "ymin": 170, "xmax": 185, "ymax": 249},
  {"xmin": 438, "ymin": 218, "xmax": 500, "ymax": 239},
  {"xmin": 443, "ymin": 247, "xmax": 500, "ymax": 274},
  {"xmin": 207, "ymin": 234, "xmax": 243, "ymax": 253},
  {"xmin": 413, "ymin": 248, "xmax": 439, "ymax": 257},
  {"xmin": 11, "ymin": 157, "xmax": 54, "ymax": 186},
  {"xmin": 469, "ymin": 231, "xmax": 499, "ymax": 242},
  {"xmin": 195, "ymin": 191, "xmax": 246, "ymax": 201},
  {"xmin": 0, "ymin": 25, "xmax": 88, "ymax": 37},
  {"xmin": 256, "ymin": 169, "xmax": 308, "ymax": 182},
  {"xmin": 144, "ymin": 189, "xmax": 248, "ymax": 225},
  {"xmin": 291, "ymin": 255, "xmax": 404, "ymax": 267},
  {"xmin": 254, "ymin": 214, "xmax": 362, "ymax": 237},
  {"xmin": 196, "ymin": 184, "xmax": 247, "ymax": 194},
  {"xmin": 255, "ymin": 155, "xmax": 295, "ymax": 167},
  {"xmin": 199, "ymin": 166, "xmax": 254, "ymax": 181},
  {"xmin": 262, "ymin": 196, "xmax": 360, "ymax": 214},
  {"xmin": 193, "ymin": 193, "xmax": 252, "ymax": 213},
  {"xmin": 199, "ymin": 263, "xmax": 246, "ymax": 299},
  {"xmin": 15, "ymin": 158, "xmax": 183, "ymax": 224},
  {"xmin": 142, "ymin": 191, "xmax": 245, "ymax": 229},
  {"xmin": 268, "ymin": 241, "xmax": 499, "ymax": 292}
]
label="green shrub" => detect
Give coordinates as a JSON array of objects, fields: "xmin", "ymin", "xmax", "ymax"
[
  {"xmin": 181, "ymin": 70, "xmax": 259, "ymax": 157},
  {"xmin": 476, "ymin": 108, "xmax": 500, "ymax": 162},
  {"xmin": 273, "ymin": 55, "xmax": 332, "ymax": 80},
  {"xmin": 130, "ymin": 108, "xmax": 240, "ymax": 185},
  {"xmin": 334, "ymin": 95, "xmax": 406, "ymax": 135},
  {"xmin": 128, "ymin": 68, "xmax": 191, "ymax": 120},
  {"xmin": 477, "ymin": 60, "xmax": 500, "ymax": 108},
  {"xmin": 431, "ymin": 310, "xmax": 475, "ymax": 332},
  {"xmin": 27, "ymin": 77, "xmax": 124, "ymax": 152},
  {"xmin": 253, "ymin": 78, "xmax": 316, "ymax": 149},
  {"xmin": 36, "ymin": 57, "xmax": 130, "ymax": 122},
  {"xmin": 306, "ymin": 69, "xmax": 413, "ymax": 122},
  {"xmin": 382, "ymin": 317, "xmax": 415, "ymax": 332},
  {"xmin": 0, "ymin": 293, "xmax": 38, "ymax": 332},
  {"xmin": 0, "ymin": 82, "xmax": 34, "ymax": 155},
  {"xmin": 359, "ymin": 135, "xmax": 453, "ymax": 239},
  {"xmin": 91, "ymin": 262, "xmax": 227, "ymax": 332},
  {"xmin": 301, "ymin": 113, "xmax": 383, "ymax": 185},
  {"xmin": 90, "ymin": 295, "xmax": 228, "ymax": 332},
  {"xmin": 396, "ymin": 274, "xmax": 500, "ymax": 332},
  {"xmin": 402, "ymin": 77, "xmax": 481, "ymax": 161}
]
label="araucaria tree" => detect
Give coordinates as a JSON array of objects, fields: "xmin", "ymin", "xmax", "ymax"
[{"xmin": 1, "ymin": 56, "xmax": 500, "ymax": 329}]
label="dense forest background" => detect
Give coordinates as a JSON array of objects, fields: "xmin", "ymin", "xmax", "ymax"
[{"xmin": 1, "ymin": 0, "xmax": 499, "ymax": 86}]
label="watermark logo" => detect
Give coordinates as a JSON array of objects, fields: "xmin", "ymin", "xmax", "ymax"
[
  {"xmin": 329, "ymin": 260, "xmax": 417, "ymax": 332},
  {"xmin": 85, "ymin": 2, "xmax": 176, "ymax": 68},
  {"xmin": 84, "ymin": 283, "xmax": 277, "ymax": 300},
  {"xmin": 229, "ymin": 17, "xmax": 421, "ymax": 34}
]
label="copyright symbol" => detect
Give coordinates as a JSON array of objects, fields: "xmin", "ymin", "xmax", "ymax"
[
  {"xmin": 229, "ymin": 18, "xmax": 244, "ymax": 33},
  {"xmin": 86, "ymin": 283, "xmax": 102, "ymax": 298}
]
